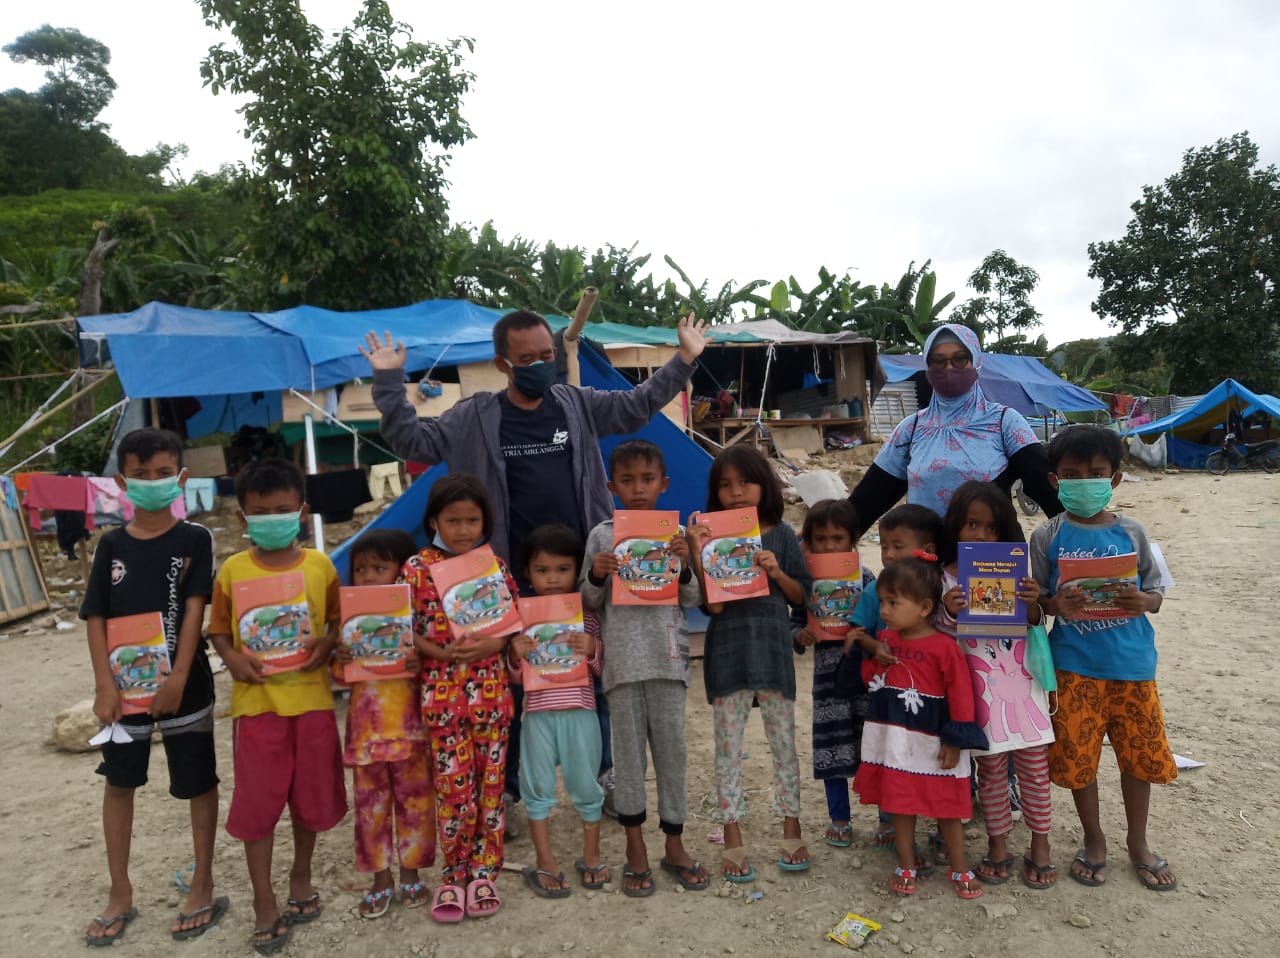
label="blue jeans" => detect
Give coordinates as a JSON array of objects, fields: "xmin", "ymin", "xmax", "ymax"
[{"xmin": 824, "ymin": 778, "xmax": 851, "ymax": 822}]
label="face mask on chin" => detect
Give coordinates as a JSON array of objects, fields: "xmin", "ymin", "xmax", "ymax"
[
  {"xmin": 926, "ymin": 366, "xmax": 979, "ymax": 399},
  {"xmin": 506, "ymin": 359, "xmax": 557, "ymax": 400}
]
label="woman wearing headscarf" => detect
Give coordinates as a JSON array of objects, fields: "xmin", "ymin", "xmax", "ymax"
[{"xmin": 848, "ymin": 324, "xmax": 1062, "ymax": 533}]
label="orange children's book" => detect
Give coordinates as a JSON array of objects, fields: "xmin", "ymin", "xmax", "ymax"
[
  {"xmin": 516, "ymin": 593, "xmax": 590, "ymax": 693},
  {"xmin": 805, "ymin": 552, "xmax": 863, "ymax": 641},
  {"xmin": 429, "ymin": 545, "xmax": 522, "ymax": 641},
  {"xmin": 1057, "ymin": 553, "xmax": 1141, "ymax": 619},
  {"xmin": 339, "ymin": 584, "xmax": 414, "ymax": 682},
  {"xmin": 106, "ymin": 612, "xmax": 172, "ymax": 715},
  {"xmin": 611, "ymin": 510, "xmax": 682, "ymax": 606},
  {"xmin": 234, "ymin": 571, "xmax": 314, "ymax": 675},
  {"xmin": 696, "ymin": 507, "xmax": 769, "ymax": 603}
]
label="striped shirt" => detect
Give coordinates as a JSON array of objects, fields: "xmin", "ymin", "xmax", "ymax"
[{"xmin": 516, "ymin": 608, "xmax": 602, "ymax": 713}]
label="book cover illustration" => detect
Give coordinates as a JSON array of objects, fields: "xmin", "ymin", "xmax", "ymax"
[
  {"xmin": 234, "ymin": 571, "xmax": 313, "ymax": 675},
  {"xmin": 611, "ymin": 510, "xmax": 682, "ymax": 606},
  {"xmin": 1057, "ymin": 553, "xmax": 1141, "ymax": 619},
  {"xmin": 107, "ymin": 612, "xmax": 172, "ymax": 715},
  {"xmin": 957, "ymin": 542, "xmax": 1029, "ymax": 632},
  {"xmin": 696, "ymin": 507, "xmax": 769, "ymax": 603},
  {"xmin": 516, "ymin": 594, "xmax": 589, "ymax": 693},
  {"xmin": 959, "ymin": 636, "xmax": 1054, "ymax": 753},
  {"xmin": 429, "ymin": 546, "xmax": 522, "ymax": 640},
  {"xmin": 340, "ymin": 584, "xmax": 414, "ymax": 682},
  {"xmin": 804, "ymin": 552, "xmax": 862, "ymax": 641}
]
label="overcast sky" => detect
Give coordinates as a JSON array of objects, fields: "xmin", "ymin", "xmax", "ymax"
[{"xmin": 4, "ymin": 0, "xmax": 1279, "ymax": 344}]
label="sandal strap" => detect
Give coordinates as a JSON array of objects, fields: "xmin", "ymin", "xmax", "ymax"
[
  {"xmin": 950, "ymin": 870, "xmax": 977, "ymax": 882},
  {"xmin": 894, "ymin": 867, "xmax": 918, "ymax": 879}
]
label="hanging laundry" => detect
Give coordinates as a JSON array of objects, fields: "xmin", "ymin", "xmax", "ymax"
[
  {"xmin": 183, "ymin": 478, "xmax": 218, "ymax": 516},
  {"xmin": 305, "ymin": 469, "xmax": 372, "ymax": 522},
  {"xmin": 23, "ymin": 475, "xmax": 95, "ymax": 531}
]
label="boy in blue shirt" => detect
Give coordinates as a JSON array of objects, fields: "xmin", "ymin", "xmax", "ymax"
[{"xmin": 1030, "ymin": 425, "xmax": 1177, "ymax": 892}]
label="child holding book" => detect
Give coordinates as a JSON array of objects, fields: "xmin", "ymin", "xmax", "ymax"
[
  {"xmin": 207, "ymin": 459, "xmax": 347, "ymax": 955},
  {"xmin": 1030, "ymin": 425, "xmax": 1177, "ymax": 891},
  {"xmin": 853, "ymin": 555, "xmax": 988, "ymax": 899},
  {"xmin": 400, "ymin": 474, "xmax": 518, "ymax": 921},
  {"xmin": 81, "ymin": 428, "xmax": 222, "ymax": 946},
  {"xmin": 688, "ymin": 445, "xmax": 812, "ymax": 882},
  {"xmin": 939, "ymin": 481, "xmax": 1055, "ymax": 890},
  {"xmin": 791, "ymin": 499, "xmax": 876, "ymax": 849},
  {"xmin": 334, "ymin": 529, "xmax": 435, "ymax": 919},
  {"xmin": 508, "ymin": 524, "xmax": 609, "ymax": 898},
  {"xmin": 580, "ymin": 440, "xmax": 707, "ymax": 896}
]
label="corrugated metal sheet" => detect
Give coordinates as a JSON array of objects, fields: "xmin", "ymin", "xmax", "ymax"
[{"xmin": 870, "ymin": 382, "xmax": 917, "ymax": 438}]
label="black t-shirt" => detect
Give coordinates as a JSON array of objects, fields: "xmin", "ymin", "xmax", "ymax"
[
  {"xmin": 80, "ymin": 521, "xmax": 217, "ymax": 720},
  {"xmin": 498, "ymin": 393, "xmax": 584, "ymax": 567}
]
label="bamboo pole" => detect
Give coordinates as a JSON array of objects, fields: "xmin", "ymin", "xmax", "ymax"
[
  {"xmin": 0, "ymin": 369, "xmax": 116, "ymax": 458},
  {"xmin": 563, "ymin": 287, "xmax": 598, "ymax": 387}
]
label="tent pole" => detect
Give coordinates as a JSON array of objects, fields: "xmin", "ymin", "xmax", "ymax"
[
  {"xmin": 304, "ymin": 412, "xmax": 324, "ymax": 553},
  {"xmin": 0, "ymin": 369, "xmax": 116, "ymax": 462},
  {"xmin": 563, "ymin": 287, "xmax": 597, "ymax": 387}
]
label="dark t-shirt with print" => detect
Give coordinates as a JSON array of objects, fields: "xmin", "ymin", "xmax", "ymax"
[
  {"xmin": 79, "ymin": 521, "xmax": 217, "ymax": 722},
  {"xmin": 498, "ymin": 393, "xmax": 585, "ymax": 568}
]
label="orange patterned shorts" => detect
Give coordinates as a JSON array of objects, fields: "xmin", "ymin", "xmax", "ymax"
[{"xmin": 1047, "ymin": 670, "xmax": 1177, "ymax": 789}]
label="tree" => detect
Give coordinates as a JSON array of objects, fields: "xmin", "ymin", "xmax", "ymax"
[
  {"xmin": 1088, "ymin": 133, "xmax": 1280, "ymax": 394},
  {"xmin": 3, "ymin": 24, "xmax": 116, "ymax": 127},
  {"xmin": 198, "ymin": 0, "xmax": 475, "ymax": 310},
  {"xmin": 950, "ymin": 249, "xmax": 1041, "ymax": 348}
]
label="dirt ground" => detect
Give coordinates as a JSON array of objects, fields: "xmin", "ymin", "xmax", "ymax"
[{"xmin": 1, "ymin": 470, "xmax": 1277, "ymax": 957}]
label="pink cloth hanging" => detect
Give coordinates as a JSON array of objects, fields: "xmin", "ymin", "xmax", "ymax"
[{"xmin": 23, "ymin": 475, "xmax": 95, "ymax": 530}]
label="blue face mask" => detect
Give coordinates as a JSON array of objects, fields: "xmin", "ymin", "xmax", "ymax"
[
  {"xmin": 1055, "ymin": 478, "xmax": 1114, "ymax": 518},
  {"xmin": 244, "ymin": 511, "xmax": 302, "ymax": 550},
  {"xmin": 507, "ymin": 359, "xmax": 557, "ymax": 400},
  {"xmin": 123, "ymin": 475, "xmax": 183, "ymax": 512}
]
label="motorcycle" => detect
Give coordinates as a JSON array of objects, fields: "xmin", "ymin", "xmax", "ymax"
[{"xmin": 1204, "ymin": 433, "xmax": 1280, "ymax": 475}]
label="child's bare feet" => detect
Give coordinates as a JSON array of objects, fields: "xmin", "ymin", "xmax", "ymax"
[
  {"xmin": 659, "ymin": 835, "xmax": 708, "ymax": 890},
  {"xmin": 1021, "ymin": 833, "xmax": 1057, "ymax": 889},
  {"xmin": 84, "ymin": 889, "xmax": 135, "ymax": 944},
  {"xmin": 779, "ymin": 816, "xmax": 810, "ymax": 868},
  {"xmin": 976, "ymin": 833, "xmax": 1013, "ymax": 884},
  {"xmin": 359, "ymin": 870, "xmax": 395, "ymax": 918}
]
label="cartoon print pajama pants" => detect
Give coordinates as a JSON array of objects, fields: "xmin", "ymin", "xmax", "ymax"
[
  {"xmin": 429, "ymin": 722, "xmax": 508, "ymax": 885},
  {"xmin": 712, "ymin": 689, "xmax": 801, "ymax": 823},
  {"xmin": 352, "ymin": 753, "xmax": 437, "ymax": 874}
]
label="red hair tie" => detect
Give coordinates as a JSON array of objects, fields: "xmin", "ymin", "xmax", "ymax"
[{"xmin": 912, "ymin": 549, "xmax": 938, "ymax": 562}]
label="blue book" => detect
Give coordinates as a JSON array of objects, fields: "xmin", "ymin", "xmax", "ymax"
[{"xmin": 956, "ymin": 542, "xmax": 1029, "ymax": 637}]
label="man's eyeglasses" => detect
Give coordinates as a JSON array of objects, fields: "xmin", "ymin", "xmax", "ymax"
[{"xmin": 927, "ymin": 353, "xmax": 972, "ymax": 370}]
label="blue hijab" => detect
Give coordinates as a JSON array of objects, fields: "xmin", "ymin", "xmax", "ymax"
[{"xmin": 873, "ymin": 324, "xmax": 1038, "ymax": 513}]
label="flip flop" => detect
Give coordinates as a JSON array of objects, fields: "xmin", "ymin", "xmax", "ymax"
[
  {"xmin": 950, "ymin": 869, "xmax": 984, "ymax": 900},
  {"xmin": 357, "ymin": 887, "xmax": 393, "ymax": 920},
  {"xmin": 721, "ymin": 846, "xmax": 756, "ymax": 884},
  {"xmin": 890, "ymin": 866, "xmax": 917, "ymax": 896},
  {"xmin": 777, "ymin": 838, "xmax": 811, "ymax": 872},
  {"xmin": 250, "ymin": 916, "xmax": 291, "ymax": 955},
  {"xmin": 85, "ymin": 906, "xmax": 139, "ymax": 947},
  {"xmin": 399, "ymin": 880, "xmax": 429, "ymax": 909},
  {"xmin": 574, "ymin": 858, "xmax": 609, "ymax": 890},
  {"xmin": 1070, "ymin": 848, "xmax": 1108, "ymax": 887},
  {"xmin": 522, "ymin": 866, "xmax": 571, "ymax": 899},
  {"xmin": 172, "ymin": 895, "xmax": 230, "ymax": 940},
  {"xmin": 872, "ymin": 822, "xmax": 896, "ymax": 850},
  {"xmin": 465, "ymin": 878, "xmax": 501, "ymax": 917},
  {"xmin": 285, "ymin": 892, "xmax": 322, "ymax": 924},
  {"xmin": 1135, "ymin": 857, "xmax": 1178, "ymax": 892},
  {"xmin": 660, "ymin": 857, "xmax": 709, "ymax": 891},
  {"xmin": 429, "ymin": 885, "xmax": 464, "ymax": 923},
  {"xmin": 975, "ymin": 854, "xmax": 1016, "ymax": 885},
  {"xmin": 622, "ymin": 866, "xmax": 657, "ymax": 897},
  {"xmin": 1021, "ymin": 857, "xmax": 1059, "ymax": 891},
  {"xmin": 825, "ymin": 822, "xmax": 853, "ymax": 848}
]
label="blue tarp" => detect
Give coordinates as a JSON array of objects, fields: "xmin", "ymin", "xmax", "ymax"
[
  {"xmin": 1128, "ymin": 378, "xmax": 1280, "ymax": 468},
  {"xmin": 878, "ymin": 354, "xmax": 1106, "ymax": 416}
]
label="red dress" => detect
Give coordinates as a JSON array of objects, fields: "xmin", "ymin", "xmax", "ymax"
[{"xmin": 853, "ymin": 629, "xmax": 986, "ymax": 819}]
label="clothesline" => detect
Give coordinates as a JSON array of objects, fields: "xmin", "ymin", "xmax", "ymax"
[{"xmin": 4, "ymin": 397, "xmax": 128, "ymax": 474}]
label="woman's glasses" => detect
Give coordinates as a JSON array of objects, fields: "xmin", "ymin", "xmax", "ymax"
[{"xmin": 927, "ymin": 352, "xmax": 973, "ymax": 370}]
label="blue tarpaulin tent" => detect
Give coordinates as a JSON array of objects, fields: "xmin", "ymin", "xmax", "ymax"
[
  {"xmin": 1128, "ymin": 378, "xmax": 1280, "ymax": 468},
  {"xmin": 877, "ymin": 353, "xmax": 1107, "ymax": 417}
]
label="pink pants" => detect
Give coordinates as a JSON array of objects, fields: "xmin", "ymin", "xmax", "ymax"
[
  {"xmin": 353, "ymin": 754, "xmax": 436, "ymax": 874},
  {"xmin": 976, "ymin": 746, "xmax": 1051, "ymax": 837}
]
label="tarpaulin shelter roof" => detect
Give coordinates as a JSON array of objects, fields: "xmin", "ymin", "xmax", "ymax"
[
  {"xmin": 878, "ymin": 353, "xmax": 1106, "ymax": 416},
  {"xmin": 1127, "ymin": 378, "xmax": 1280, "ymax": 467}
]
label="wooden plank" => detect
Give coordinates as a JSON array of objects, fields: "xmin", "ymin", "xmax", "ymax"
[{"xmin": 458, "ymin": 360, "xmax": 508, "ymax": 397}]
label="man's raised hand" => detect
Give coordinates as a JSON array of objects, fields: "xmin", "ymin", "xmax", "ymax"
[{"xmin": 359, "ymin": 330, "xmax": 407, "ymax": 371}]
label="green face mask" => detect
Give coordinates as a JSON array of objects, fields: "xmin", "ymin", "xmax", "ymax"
[
  {"xmin": 1055, "ymin": 477, "xmax": 1114, "ymax": 518},
  {"xmin": 244, "ymin": 511, "xmax": 301, "ymax": 550},
  {"xmin": 123, "ymin": 475, "xmax": 183, "ymax": 513}
]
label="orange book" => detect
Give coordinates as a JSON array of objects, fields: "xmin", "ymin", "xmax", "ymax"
[
  {"xmin": 805, "ymin": 552, "xmax": 863, "ymax": 641},
  {"xmin": 1057, "ymin": 553, "xmax": 1141, "ymax": 619},
  {"xmin": 340, "ymin": 584, "xmax": 414, "ymax": 682},
  {"xmin": 429, "ymin": 546, "xmax": 522, "ymax": 640},
  {"xmin": 696, "ymin": 507, "xmax": 769, "ymax": 603},
  {"xmin": 233, "ymin": 571, "xmax": 313, "ymax": 675},
  {"xmin": 612, "ymin": 510, "xmax": 682, "ymax": 606},
  {"xmin": 516, "ymin": 594, "xmax": 590, "ymax": 693},
  {"xmin": 106, "ymin": 612, "xmax": 171, "ymax": 715}
]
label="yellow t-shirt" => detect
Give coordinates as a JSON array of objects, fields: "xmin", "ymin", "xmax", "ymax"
[{"xmin": 209, "ymin": 548, "xmax": 340, "ymax": 718}]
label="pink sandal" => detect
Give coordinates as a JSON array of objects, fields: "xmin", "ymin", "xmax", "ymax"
[
  {"xmin": 950, "ymin": 869, "xmax": 984, "ymax": 900},
  {"xmin": 465, "ymin": 879, "xmax": 501, "ymax": 918},
  {"xmin": 429, "ymin": 884, "xmax": 464, "ymax": 923},
  {"xmin": 890, "ymin": 866, "xmax": 917, "ymax": 895}
]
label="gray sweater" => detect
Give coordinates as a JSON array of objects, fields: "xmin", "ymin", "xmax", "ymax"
[
  {"xmin": 372, "ymin": 354, "xmax": 695, "ymax": 565},
  {"xmin": 580, "ymin": 519, "xmax": 704, "ymax": 695}
]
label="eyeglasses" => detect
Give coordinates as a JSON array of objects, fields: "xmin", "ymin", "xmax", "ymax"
[{"xmin": 927, "ymin": 352, "xmax": 972, "ymax": 370}]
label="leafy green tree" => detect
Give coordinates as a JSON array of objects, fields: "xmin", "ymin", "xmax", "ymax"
[
  {"xmin": 1088, "ymin": 132, "xmax": 1280, "ymax": 394},
  {"xmin": 950, "ymin": 249, "xmax": 1041, "ymax": 347},
  {"xmin": 197, "ymin": 0, "xmax": 475, "ymax": 311},
  {"xmin": 3, "ymin": 24, "xmax": 116, "ymax": 127}
]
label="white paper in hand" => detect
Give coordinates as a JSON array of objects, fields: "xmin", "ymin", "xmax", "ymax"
[{"xmin": 88, "ymin": 723, "xmax": 136, "ymax": 747}]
